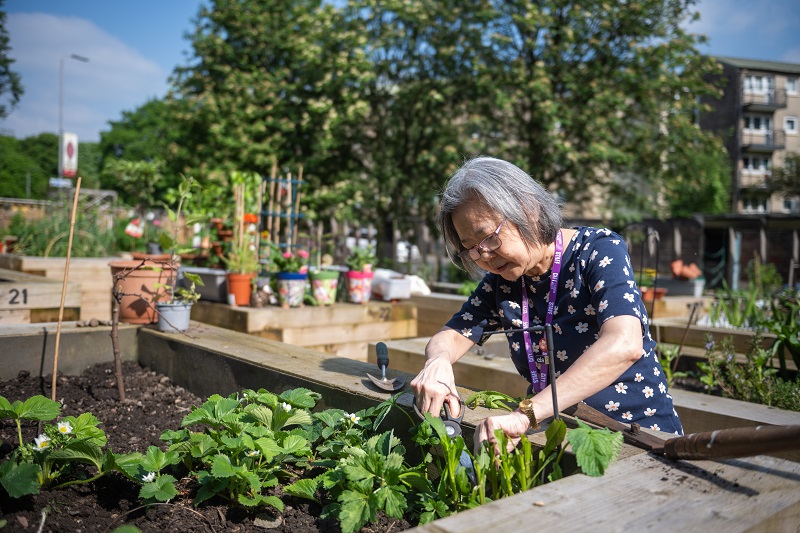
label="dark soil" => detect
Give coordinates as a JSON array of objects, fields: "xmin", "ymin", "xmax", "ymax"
[{"xmin": 0, "ymin": 361, "xmax": 414, "ymax": 533}]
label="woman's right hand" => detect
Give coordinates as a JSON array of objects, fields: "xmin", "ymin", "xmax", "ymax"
[{"xmin": 410, "ymin": 357, "xmax": 461, "ymax": 418}]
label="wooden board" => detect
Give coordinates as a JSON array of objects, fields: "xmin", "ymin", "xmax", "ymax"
[
  {"xmin": 0, "ymin": 256, "xmax": 112, "ymax": 320},
  {"xmin": 0, "ymin": 268, "xmax": 80, "ymax": 323}
]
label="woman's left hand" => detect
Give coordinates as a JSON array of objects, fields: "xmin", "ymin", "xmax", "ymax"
[{"xmin": 474, "ymin": 411, "xmax": 530, "ymax": 454}]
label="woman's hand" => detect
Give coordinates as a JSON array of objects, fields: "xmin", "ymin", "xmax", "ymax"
[
  {"xmin": 410, "ymin": 357, "xmax": 461, "ymax": 418},
  {"xmin": 474, "ymin": 411, "xmax": 530, "ymax": 454}
]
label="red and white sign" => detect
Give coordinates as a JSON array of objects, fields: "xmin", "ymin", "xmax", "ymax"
[{"xmin": 62, "ymin": 132, "xmax": 78, "ymax": 178}]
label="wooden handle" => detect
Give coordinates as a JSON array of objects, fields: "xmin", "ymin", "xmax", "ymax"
[{"xmin": 660, "ymin": 425, "xmax": 800, "ymax": 460}]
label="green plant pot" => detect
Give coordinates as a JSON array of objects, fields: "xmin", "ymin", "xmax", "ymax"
[{"xmin": 308, "ymin": 270, "xmax": 339, "ymax": 306}]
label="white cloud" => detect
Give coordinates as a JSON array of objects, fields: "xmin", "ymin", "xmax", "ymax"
[{"xmin": 1, "ymin": 13, "xmax": 169, "ymax": 142}]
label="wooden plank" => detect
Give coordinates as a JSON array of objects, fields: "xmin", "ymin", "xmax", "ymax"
[
  {"xmin": 652, "ymin": 318, "xmax": 775, "ymax": 353},
  {"xmin": 410, "ymin": 453, "xmax": 800, "ymax": 533},
  {"xmin": 0, "ymin": 309, "xmax": 30, "ymax": 323},
  {"xmin": 264, "ymin": 319, "xmax": 417, "ymax": 347}
]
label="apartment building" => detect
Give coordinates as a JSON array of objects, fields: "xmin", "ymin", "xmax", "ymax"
[{"xmin": 701, "ymin": 56, "xmax": 800, "ymax": 215}]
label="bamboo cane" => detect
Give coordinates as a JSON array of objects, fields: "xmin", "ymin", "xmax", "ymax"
[
  {"xmin": 51, "ymin": 177, "xmax": 82, "ymax": 401},
  {"xmin": 292, "ymin": 164, "xmax": 303, "ymax": 249},
  {"xmin": 267, "ymin": 161, "xmax": 277, "ymax": 243},
  {"xmin": 275, "ymin": 173, "xmax": 287, "ymax": 250}
]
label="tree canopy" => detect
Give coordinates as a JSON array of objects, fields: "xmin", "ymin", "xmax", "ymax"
[{"xmin": 0, "ymin": 0, "xmax": 23, "ymax": 120}]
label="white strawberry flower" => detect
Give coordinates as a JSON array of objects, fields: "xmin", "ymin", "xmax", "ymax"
[
  {"xmin": 34, "ymin": 434, "xmax": 51, "ymax": 451},
  {"xmin": 57, "ymin": 421, "xmax": 73, "ymax": 435},
  {"xmin": 142, "ymin": 472, "xmax": 156, "ymax": 483},
  {"xmin": 281, "ymin": 402, "xmax": 292, "ymax": 411},
  {"xmin": 348, "ymin": 413, "xmax": 360, "ymax": 424}
]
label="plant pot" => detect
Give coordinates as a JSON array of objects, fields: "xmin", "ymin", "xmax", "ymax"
[
  {"xmin": 641, "ymin": 287, "xmax": 668, "ymax": 301},
  {"xmin": 346, "ymin": 270, "xmax": 374, "ymax": 304},
  {"xmin": 131, "ymin": 251, "xmax": 172, "ymax": 262},
  {"xmin": 308, "ymin": 269, "xmax": 339, "ymax": 306},
  {"xmin": 109, "ymin": 259, "xmax": 177, "ymax": 324},
  {"xmin": 156, "ymin": 301, "xmax": 193, "ymax": 332},
  {"xmin": 276, "ymin": 272, "xmax": 308, "ymax": 308},
  {"xmin": 226, "ymin": 272, "xmax": 255, "ymax": 306}
]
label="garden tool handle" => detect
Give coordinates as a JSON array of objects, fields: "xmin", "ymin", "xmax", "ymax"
[
  {"xmin": 653, "ymin": 425, "xmax": 800, "ymax": 461},
  {"xmin": 376, "ymin": 342, "xmax": 389, "ymax": 371}
]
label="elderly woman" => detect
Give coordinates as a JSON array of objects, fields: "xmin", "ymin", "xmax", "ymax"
[{"xmin": 411, "ymin": 156, "xmax": 682, "ymax": 451}]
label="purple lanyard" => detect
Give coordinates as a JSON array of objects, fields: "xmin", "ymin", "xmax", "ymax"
[{"xmin": 520, "ymin": 230, "xmax": 563, "ymax": 394}]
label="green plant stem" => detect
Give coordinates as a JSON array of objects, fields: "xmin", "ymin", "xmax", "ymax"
[{"xmin": 51, "ymin": 471, "xmax": 107, "ymax": 490}]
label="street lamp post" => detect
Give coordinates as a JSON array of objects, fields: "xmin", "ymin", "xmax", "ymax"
[{"xmin": 58, "ymin": 54, "xmax": 90, "ymax": 180}]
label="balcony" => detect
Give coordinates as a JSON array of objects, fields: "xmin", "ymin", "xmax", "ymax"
[
  {"xmin": 740, "ymin": 129, "xmax": 785, "ymax": 152},
  {"xmin": 739, "ymin": 171, "xmax": 770, "ymax": 189},
  {"xmin": 742, "ymin": 89, "xmax": 787, "ymax": 111}
]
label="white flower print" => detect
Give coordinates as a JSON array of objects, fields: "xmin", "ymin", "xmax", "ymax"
[
  {"xmin": 532, "ymin": 275, "xmax": 541, "ymax": 282},
  {"xmin": 599, "ymin": 256, "xmax": 613, "ymax": 268},
  {"xmin": 633, "ymin": 307, "xmax": 641, "ymax": 317},
  {"xmin": 568, "ymin": 305, "xmax": 576, "ymax": 314},
  {"xmin": 653, "ymin": 367, "xmax": 661, "ymax": 377},
  {"xmin": 575, "ymin": 322, "xmax": 588, "ymax": 333},
  {"xmin": 635, "ymin": 373, "xmax": 644, "ymax": 382},
  {"xmin": 627, "ymin": 279, "xmax": 636, "ymax": 288},
  {"xmin": 599, "ymin": 228, "xmax": 611, "ymax": 236},
  {"xmin": 643, "ymin": 386, "xmax": 654, "ymax": 398},
  {"xmin": 615, "ymin": 382, "xmax": 628, "ymax": 394},
  {"xmin": 470, "ymin": 296, "xmax": 482, "ymax": 306},
  {"xmin": 569, "ymin": 264, "xmax": 575, "ymax": 272},
  {"xmin": 584, "ymin": 304, "xmax": 596, "ymax": 316},
  {"xmin": 658, "ymin": 382, "xmax": 666, "ymax": 394},
  {"xmin": 554, "ymin": 324, "xmax": 562, "ymax": 334},
  {"xmin": 461, "ymin": 328, "xmax": 473, "ymax": 338},
  {"xmin": 583, "ymin": 241, "xmax": 591, "ymax": 250},
  {"xmin": 498, "ymin": 309, "xmax": 505, "ymax": 318},
  {"xmin": 623, "ymin": 266, "xmax": 630, "ymax": 276},
  {"xmin": 565, "ymin": 279, "xmax": 574, "ymax": 289},
  {"xmin": 612, "ymin": 239, "xmax": 620, "ymax": 244},
  {"xmin": 512, "ymin": 342, "xmax": 520, "ymax": 352},
  {"xmin": 509, "ymin": 301, "xmax": 520, "ymax": 309},
  {"xmin": 556, "ymin": 350, "xmax": 568, "ymax": 361},
  {"xmin": 511, "ymin": 318, "xmax": 522, "ymax": 327},
  {"xmin": 644, "ymin": 407, "xmax": 657, "ymax": 417},
  {"xmin": 624, "ymin": 292, "xmax": 635, "ymax": 303},
  {"xmin": 621, "ymin": 411, "xmax": 633, "ymax": 421},
  {"xmin": 461, "ymin": 312, "xmax": 473, "ymax": 321},
  {"xmin": 580, "ymin": 259, "xmax": 586, "ymax": 268},
  {"xmin": 605, "ymin": 400, "xmax": 620, "ymax": 412},
  {"xmin": 598, "ymin": 300, "xmax": 608, "ymax": 312},
  {"xmin": 500, "ymin": 284, "xmax": 511, "ymax": 294},
  {"xmin": 650, "ymin": 424, "xmax": 661, "ymax": 431},
  {"xmin": 590, "ymin": 250, "xmax": 599, "ymax": 261},
  {"xmin": 570, "ymin": 288, "xmax": 579, "ymax": 298},
  {"xmin": 594, "ymin": 280, "xmax": 605, "ymax": 291},
  {"xmin": 482, "ymin": 283, "xmax": 492, "ymax": 292}
]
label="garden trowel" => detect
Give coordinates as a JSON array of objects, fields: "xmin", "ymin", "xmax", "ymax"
[{"xmin": 366, "ymin": 342, "xmax": 405, "ymax": 391}]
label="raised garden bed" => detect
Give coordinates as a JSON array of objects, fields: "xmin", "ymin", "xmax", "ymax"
[{"xmin": 1, "ymin": 322, "xmax": 799, "ymax": 531}]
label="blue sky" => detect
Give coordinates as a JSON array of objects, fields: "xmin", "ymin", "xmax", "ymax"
[{"xmin": 2, "ymin": 0, "xmax": 799, "ymax": 143}]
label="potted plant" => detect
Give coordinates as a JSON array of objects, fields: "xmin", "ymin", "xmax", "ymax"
[
  {"xmin": 271, "ymin": 245, "xmax": 310, "ymax": 308},
  {"xmin": 153, "ymin": 177, "xmax": 206, "ymax": 332},
  {"xmin": 637, "ymin": 268, "xmax": 668, "ymax": 301},
  {"xmin": 223, "ymin": 241, "xmax": 260, "ymax": 306},
  {"xmin": 345, "ymin": 245, "xmax": 376, "ymax": 304}
]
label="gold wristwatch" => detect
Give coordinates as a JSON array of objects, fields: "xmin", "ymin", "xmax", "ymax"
[{"xmin": 518, "ymin": 398, "xmax": 540, "ymax": 430}]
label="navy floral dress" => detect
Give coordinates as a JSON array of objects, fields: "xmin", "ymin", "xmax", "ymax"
[{"xmin": 446, "ymin": 227, "xmax": 683, "ymax": 434}]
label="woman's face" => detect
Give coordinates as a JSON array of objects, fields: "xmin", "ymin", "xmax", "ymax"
[{"xmin": 452, "ymin": 202, "xmax": 554, "ymax": 280}]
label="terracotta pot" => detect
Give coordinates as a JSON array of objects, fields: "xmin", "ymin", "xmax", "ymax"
[
  {"xmin": 109, "ymin": 259, "xmax": 177, "ymax": 324},
  {"xmin": 346, "ymin": 270, "xmax": 374, "ymax": 304},
  {"xmin": 276, "ymin": 272, "xmax": 308, "ymax": 308},
  {"xmin": 641, "ymin": 287, "xmax": 668, "ymax": 301},
  {"xmin": 227, "ymin": 272, "xmax": 255, "ymax": 306},
  {"xmin": 308, "ymin": 270, "xmax": 339, "ymax": 306},
  {"xmin": 131, "ymin": 251, "xmax": 173, "ymax": 262}
]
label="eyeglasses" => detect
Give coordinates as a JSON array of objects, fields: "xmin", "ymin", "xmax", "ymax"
[{"xmin": 458, "ymin": 218, "xmax": 505, "ymax": 261}]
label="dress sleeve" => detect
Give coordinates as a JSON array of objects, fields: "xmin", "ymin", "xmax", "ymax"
[
  {"xmin": 579, "ymin": 229, "xmax": 647, "ymax": 325},
  {"xmin": 444, "ymin": 274, "xmax": 504, "ymax": 345}
]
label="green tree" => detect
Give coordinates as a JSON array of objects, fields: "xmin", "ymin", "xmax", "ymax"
[
  {"xmin": 0, "ymin": 135, "xmax": 47, "ymax": 198},
  {"xmin": 98, "ymin": 99, "xmax": 176, "ymax": 170},
  {"xmin": 473, "ymin": 0, "xmax": 728, "ymax": 220},
  {"xmin": 770, "ymin": 152, "xmax": 800, "ymax": 198},
  {"xmin": 0, "ymin": 0, "xmax": 24, "ymax": 120},
  {"xmin": 101, "ymin": 158, "xmax": 166, "ymax": 212}
]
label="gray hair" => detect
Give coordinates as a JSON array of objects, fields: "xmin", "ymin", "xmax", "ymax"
[{"xmin": 438, "ymin": 156, "xmax": 563, "ymax": 278}]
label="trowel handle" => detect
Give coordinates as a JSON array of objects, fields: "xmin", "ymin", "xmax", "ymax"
[{"xmin": 376, "ymin": 342, "xmax": 389, "ymax": 369}]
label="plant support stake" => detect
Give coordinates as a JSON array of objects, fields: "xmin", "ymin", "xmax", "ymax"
[{"xmin": 51, "ymin": 176, "xmax": 82, "ymax": 401}]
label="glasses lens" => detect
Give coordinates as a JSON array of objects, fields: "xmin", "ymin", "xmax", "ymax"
[{"xmin": 466, "ymin": 234, "xmax": 501, "ymax": 261}]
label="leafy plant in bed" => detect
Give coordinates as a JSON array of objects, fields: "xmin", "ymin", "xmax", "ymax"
[{"xmin": 1, "ymin": 388, "xmax": 621, "ymax": 532}]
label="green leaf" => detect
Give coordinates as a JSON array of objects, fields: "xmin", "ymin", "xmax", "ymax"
[
  {"xmin": 284, "ymin": 410, "xmax": 313, "ymax": 427},
  {"xmin": 543, "ymin": 417, "xmax": 567, "ymax": 457},
  {"xmin": 49, "ymin": 440, "xmax": 105, "ymax": 471},
  {"xmin": 111, "ymin": 526, "xmax": 142, "ymax": 533},
  {"xmin": 0, "ymin": 460, "xmax": 42, "ymax": 497},
  {"xmin": 0, "ymin": 395, "xmax": 61, "ymax": 422},
  {"xmin": 141, "ymin": 446, "xmax": 180, "ymax": 472},
  {"xmin": 280, "ymin": 434, "xmax": 309, "ymax": 455},
  {"xmin": 245, "ymin": 404, "xmax": 272, "ymax": 426},
  {"xmin": 338, "ymin": 490, "xmax": 375, "ymax": 533},
  {"xmin": 279, "ymin": 388, "xmax": 320, "ymax": 410},
  {"xmin": 284, "ymin": 477, "xmax": 321, "ymax": 503},
  {"xmin": 210, "ymin": 454, "xmax": 240, "ymax": 478},
  {"xmin": 139, "ymin": 474, "xmax": 178, "ymax": 502},
  {"xmin": 111, "ymin": 451, "xmax": 146, "ymax": 480},
  {"xmin": 567, "ymin": 420, "xmax": 623, "ymax": 477}
]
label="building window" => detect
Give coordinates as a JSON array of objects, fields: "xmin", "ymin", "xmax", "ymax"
[
  {"xmin": 785, "ymin": 116, "xmax": 798, "ymax": 134},
  {"xmin": 744, "ymin": 114, "xmax": 772, "ymax": 131},
  {"xmin": 787, "ymin": 77, "xmax": 799, "ymax": 95},
  {"xmin": 744, "ymin": 75, "xmax": 774, "ymax": 94},
  {"xmin": 783, "ymin": 197, "xmax": 800, "ymax": 214},
  {"xmin": 742, "ymin": 156, "xmax": 771, "ymax": 173},
  {"xmin": 741, "ymin": 193, "xmax": 770, "ymax": 214}
]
